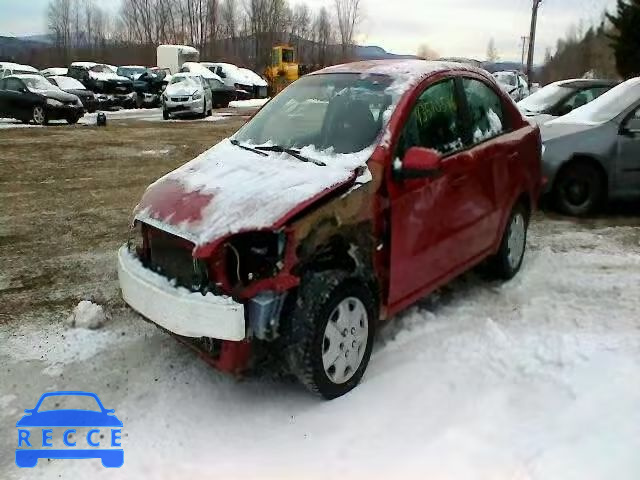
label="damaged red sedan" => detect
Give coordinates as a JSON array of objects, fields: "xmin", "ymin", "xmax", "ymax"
[{"xmin": 118, "ymin": 60, "xmax": 541, "ymax": 399}]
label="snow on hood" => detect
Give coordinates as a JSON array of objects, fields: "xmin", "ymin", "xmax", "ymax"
[
  {"xmin": 135, "ymin": 138, "xmax": 373, "ymax": 248},
  {"xmin": 89, "ymin": 71, "xmax": 131, "ymax": 82},
  {"xmin": 239, "ymin": 68, "xmax": 268, "ymax": 87},
  {"xmin": 164, "ymin": 81, "xmax": 200, "ymax": 97}
]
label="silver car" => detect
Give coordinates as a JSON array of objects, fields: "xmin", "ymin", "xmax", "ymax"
[
  {"xmin": 541, "ymin": 78, "xmax": 640, "ymax": 215},
  {"xmin": 162, "ymin": 72, "xmax": 213, "ymax": 120}
]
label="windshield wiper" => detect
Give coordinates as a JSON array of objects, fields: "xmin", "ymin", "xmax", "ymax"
[
  {"xmin": 254, "ymin": 145, "xmax": 326, "ymax": 166},
  {"xmin": 230, "ymin": 139, "xmax": 268, "ymax": 157}
]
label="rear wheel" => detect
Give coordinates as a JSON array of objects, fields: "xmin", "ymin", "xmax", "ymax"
[
  {"xmin": 32, "ymin": 105, "xmax": 47, "ymax": 125},
  {"xmin": 135, "ymin": 93, "xmax": 144, "ymax": 109},
  {"xmin": 162, "ymin": 103, "xmax": 169, "ymax": 120},
  {"xmin": 286, "ymin": 271, "xmax": 376, "ymax": 399},
  {"xmin": 488, "ymin": 203, "xmax": 529, "ymax": 280},
  {"xmin": 66, "ymin": 114, "xmax": 80, "ymax": 124},
  {"xmin": 553, "ymin": 162, "xmax": 604, "ymax": 216}
]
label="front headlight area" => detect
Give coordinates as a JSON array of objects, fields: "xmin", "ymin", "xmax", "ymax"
[
  {"xmin": 127, "ymin": 220, "xmax": 147, "ymax": 258},
  {"xmin": 224, "ymin": 231, "xmax": 286, "ymax": 289}
]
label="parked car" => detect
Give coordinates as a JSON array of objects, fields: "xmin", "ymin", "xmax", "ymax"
[
  {"xmin": 47, "ymin": 75, "xmax": 98, "ymax": 113},
  {"xmin": 161, "ymin": 72, "xmax": 213, "ymax": 119},
  {"xmin": 540, "ymin": 77, "xmax": 640, "ymax": 215},
  {"xmin": 41, "ymin": 67, "xmax": 68, "ymax": 77},
  {"xmin": 238, "ymin": 67, "xmax": 269, "ymax": 98},
  {"xmin": 0, "ymin": 62, "xmax": 39, "ymax": 78},
  {"xmin": 493, "ymin": 70, "xmax": 529, "ymax": 102},
  {"xmin": 130, "ymin": 69, "xmax": 169, "ymax": 108},
  {"xmin": 518, "ymin": 78, "xmax": 618, "ymax": 125},
  {"xmin": 68, "ymin": 62, "xmax": 136, "ymax": 109},
  {"xmin": 200, "ymin": 62, "xmax": 262, "ymax": 99},
  {"xmin": 204, "ymin": 76, "xmax": 236, "ymax": 108},
  {"xmin": 116, "ymin": 65, "xmax": 147, "ymax": 80},
  {"xmin": 118, "ymin": 60, "xmax": 541, "ymax": 399},
  {"xmin": 0, "ymin": 74, "xmax": 84, "ymax": 125}
]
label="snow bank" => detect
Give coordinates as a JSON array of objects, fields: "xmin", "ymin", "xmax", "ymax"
[
  {"xmin": 65, "ymin": 300, "xmax": 107, "ymax": 329},
  {"xmin": 2, "ymin": 219, "xmax": 640, "ymax": 478},
  {"xmin": 229, "ymin": 98, "xmax": 270, "ymax": 108}
]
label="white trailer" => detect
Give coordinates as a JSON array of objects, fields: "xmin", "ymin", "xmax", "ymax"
[{"xmin": 156, "ymin": 45, "xmax": 199, "ymax": 74}]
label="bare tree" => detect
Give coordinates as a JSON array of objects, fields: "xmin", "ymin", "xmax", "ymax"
[
  {"xmin": 417, "ymin": 43, "xmax": 439, "ymax": 60},
  {"xmin": 486, "ymin": 37, "xmax": 499, "ymax": 62},
  {"xmin": 314, "ymin": 6, "xmax": 332, "ymax": 66},
  {"xmin": 47, "ymin": 0, "xmax": 73, "ymax": 60},
  {"xmin": 334, "ymin": 0, "xmax": 361, "ymax": 59}
]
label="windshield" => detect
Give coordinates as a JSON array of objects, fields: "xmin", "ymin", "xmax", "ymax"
[
  {"xmin": 234, "ymin": 73, "xmax": 394, "ymax": 155},
  {"xmin": 494, "ymin": 72, "xmax": 516, "ymax": 86},
  {"xmin": 552, "ymin": 78, "xmax": 640, "ymax": 125},
  {"xmin": 53, "ymin": 76, "xmax": 85, "ymax": 90},
  {"xmin": 90, "ymin": 64, "xmax": 111, "ymax": 73},
  {"xmin": 38, "ymin": 395, "xmax": 101, "ymax": 412},
  {"xmin": 518, "ymin": 83, "xmax": 573, "ymax": 113},
  {"xmin": 118, "ymin": 67, "xmax": 146, "ymax": 78},
  {"xmin": 23, "ymin": 76, "xmax": 57, "ymax": 90},
  {"xmin": 170, "ymin": 75, "xmax": 199, "ymax": 86}
]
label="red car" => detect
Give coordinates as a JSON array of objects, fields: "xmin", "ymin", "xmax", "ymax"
[{"xmin": 118, "ymin": 60, "xmax": 541, "ymax": 399}]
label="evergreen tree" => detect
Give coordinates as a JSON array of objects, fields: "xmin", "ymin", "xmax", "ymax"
[{"xmin": 607, "ymin": 0, "xmax": 640, "ymax": 79}]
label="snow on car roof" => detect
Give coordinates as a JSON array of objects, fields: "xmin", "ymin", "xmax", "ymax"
[
  {"xmin": 314, "ymin": 60, "xmax": 482, "ymax": 96},
  {"xmin": 1, "ymin": 62, "xmax": 38, "ymax": 71},
  {"xmin": 71, "ymin": 61, "xmax": 98, "ymax": 68}
]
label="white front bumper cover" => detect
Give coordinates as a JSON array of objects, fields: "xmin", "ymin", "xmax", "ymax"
[{"xmin": 117, "ymin": 245, "xmax": 245, "ymax": 341}]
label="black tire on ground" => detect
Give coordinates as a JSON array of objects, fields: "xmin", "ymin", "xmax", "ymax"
[
  {"xmin": 553, "ymin": 161, "xmax": 605, "ymax": 216},
  {"xmin": 221, "ymin": 101, "xmax": 230, "ymax": 108},
  {"xmin": 135, "ymin": 93, "xmax": 144, "ymax": 109},
  {"xmin": 20, "ymin": 118, "xmax": 30, "ymax": 124},
  {"xmin": 488, "ymin": 202, "xmax": 529, "ymax": 280},
  {"xmin": 286, "ymin": 270, "xmax": 377, "ymax": 399},
  {"xmin": 66, "ymin": 115, "xmax": 80, "ymax": 124},
  {"xmin": 162, "ymin": 108, "xmax": 169, "ymax": 120}
]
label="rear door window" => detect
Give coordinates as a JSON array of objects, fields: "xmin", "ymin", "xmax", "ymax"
[{"xmin": 461, "ymin": 78, "xmax": 506, "ymax": 145}]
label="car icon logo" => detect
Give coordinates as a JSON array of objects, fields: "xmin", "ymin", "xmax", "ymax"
[{"xmin": 15, "ymin": 391, "xmax": 124, "ymax": 468}]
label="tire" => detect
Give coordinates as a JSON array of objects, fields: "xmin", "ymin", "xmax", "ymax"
[
  {"xmin": 488, "ymin": 202, "xmax": 529, "ymax": 280},
  {"xmin": 553, "ymin": 162, "xmax": 604, "ymax": 216},
  {"xmin": 32, "ymin": 105, "xmax": 48, "ymax": 125},
  {"xmin": 286, "ymin": 270, "xmax": 377, "ymax": 399},
  {"xmin": 221, "ymin": 100, "xmax": 230, "ymax": 108},
  {"xmin": 66, "ymin": 115, "xmax": 80, "ymax": 124},
  {"xmin": 162, "ymin": 107, "xmax": 169, "ymax": 120},
  {"xmin": 135, "ymin": 93, "xmax": 144, "ymax": 109}
]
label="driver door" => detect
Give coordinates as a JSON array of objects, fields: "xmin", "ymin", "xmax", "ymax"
[
  {"xmin": 387, "ymin": 77, "xmax": 474, "ymax": 307},
  {"xmin": 615, "ymin": 106, "xmax": 640, "ymax": 193}
]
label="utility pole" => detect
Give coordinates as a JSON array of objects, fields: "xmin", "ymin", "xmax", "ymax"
[
  {"xmin": 520, "ymin": 36, "xmax": 529, "ymax": 70},
  {"xmin": 526, "ymin": 0, "xmax": 542, "ymax": 85}
]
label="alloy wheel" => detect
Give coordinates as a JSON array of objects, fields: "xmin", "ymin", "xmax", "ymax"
[{"xmin": 507, "ymin": 212, "xmax": 526, "ymax": 269}]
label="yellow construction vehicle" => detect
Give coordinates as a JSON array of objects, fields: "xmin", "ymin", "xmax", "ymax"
[{"xmin": 264, "ymin": 45, "xmax": 299, "ymax": 95}]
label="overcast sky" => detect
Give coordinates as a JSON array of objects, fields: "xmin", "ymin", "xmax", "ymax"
[{"xmin": 0, "ymin": 0, "xmax": 617, "ymax": 62}]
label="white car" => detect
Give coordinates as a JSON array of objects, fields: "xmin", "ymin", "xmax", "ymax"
[
  {"xmin": 41, "ymin": 67, "xmax": 68, "ymax": 77},
  {"xmin": 201, "ymin": 62, "xmax": 267, "ymax": 99},
  {"xmin": 493, "ymin": 71, "xmax": 529, "ymax": 102},
  {"xmin": 0, "ymin": 62, "xmax": 39, "ymax": 79},
  {"xmin": 162, "ymin": 72, "xmax": 213, "ymax": 119}
]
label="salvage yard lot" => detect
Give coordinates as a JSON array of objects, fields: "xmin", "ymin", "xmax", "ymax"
[
  {"xmin": 0, "ymin": 116, "xmax": 246, "ymax": 321},
  {"xmin": 1, "ymin": 114, "xmax": 640, "ymax": 478}
]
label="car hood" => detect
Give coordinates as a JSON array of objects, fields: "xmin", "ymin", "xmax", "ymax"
[
  {"xmin": 31, "ymin": 88, "xmax": 79, "ymax": 102},
  {"xmin": 165, "ymin": 83, "xmax": 199, "ymax": 96},
  {"xmin": 89, "ymin": 71, "xmax": 131, "ymax": 83},
  {"xmin": 134, "ymin": 138, "xmax": 372, "ymax": 253},
  {"xmin": 16, "ymin": 410, "xmax": 123, "ymax": 427},
  {"xmin": 541, "ymin": 121, "xmax": 598, "ymax": 142},
  {"xmin": 64, "ymin": 88, "xmax": 93, "ymax": 98}
]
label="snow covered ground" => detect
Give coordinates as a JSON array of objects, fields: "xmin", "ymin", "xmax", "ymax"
[
  {"xmin": 229, "ymin": 98, "xmax": 270, "ymax": 108},
  {"xmin": 1, "ymin": 216, "xmax": 639, "ymax": 479}
]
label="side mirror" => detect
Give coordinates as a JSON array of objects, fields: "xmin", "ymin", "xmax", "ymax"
[{"xmin": 394, "ymin": 147, "xmax": 442, "ymax": 180}]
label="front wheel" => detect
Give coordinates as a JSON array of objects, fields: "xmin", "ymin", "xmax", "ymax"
[
  {"xmin": 66, "ymin": 115, "xmax": 80, "ymax": 124},
  {"xmin": 162, "ymin": 105, "xmax": 169, "ymax": 120},
  {"xmin": 489, "ymin": 203, "xmax": 529, "ymax": 280},
  {"xmin": 286, "ymin": 271, "xmax": 376, "ymax": 399},
  {"xmin": 32, "ymin": 105, "xmax": 47, "ymax": 125}
]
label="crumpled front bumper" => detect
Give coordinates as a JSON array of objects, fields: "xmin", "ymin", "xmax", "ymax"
[{"xmin": 117, "ymin": 246, "xmax": 246, "ymax": 341}]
